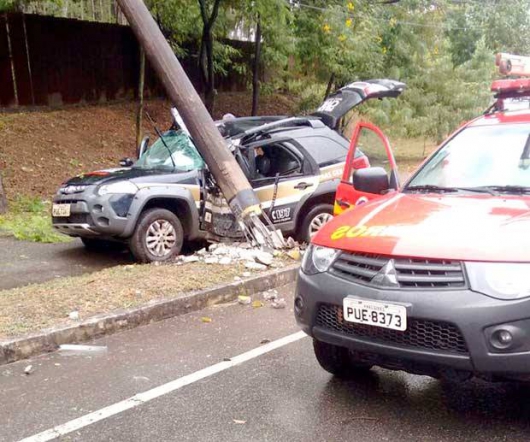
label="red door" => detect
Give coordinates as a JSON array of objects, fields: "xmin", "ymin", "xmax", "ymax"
[{"xmin": 334, "ymin": 122, "xmax": 399, "ymax": 215}]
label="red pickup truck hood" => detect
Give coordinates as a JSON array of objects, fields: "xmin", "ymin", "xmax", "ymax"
[{"xmin": 314, "ymin": 193, "xmax": 530, "ymax": 262}]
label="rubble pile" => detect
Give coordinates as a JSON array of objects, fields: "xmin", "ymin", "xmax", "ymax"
[{"xmin": 175, "ymin": 240, "xmax": 303, "ymax": 272}]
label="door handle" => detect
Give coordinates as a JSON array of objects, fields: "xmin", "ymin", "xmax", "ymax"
[
  {"xmin": 294, "ymin": 182, "xmax": 313, "ymax": 190},
  {"xmin": 336, "ymin": 199, "xmax": 351, "ymax": 209}
]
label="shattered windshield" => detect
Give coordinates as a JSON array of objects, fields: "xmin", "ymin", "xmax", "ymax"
[
  {"xmin": 134, "ymin": 130, "xmax": 205, "ymax": 171},
  {"xmin": 407, "ymin": 123, "xmax": 530, "ymax": 191}
]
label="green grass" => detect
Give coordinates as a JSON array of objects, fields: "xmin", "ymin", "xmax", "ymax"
[{"xmin": 0, "ymin": 196, "xmax": 71, "ymax": 243}]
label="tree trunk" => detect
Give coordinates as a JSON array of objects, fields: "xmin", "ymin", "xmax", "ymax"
[
  {"xmin": 22, "ymin": 14, "xmax": 35, "ymax": 106},
  {"xmin": 4, "ymin": 14, "xmax": 18, "ymax": 107},
  {"xmin": 324, "ymin": 72, "xmax": 335, "ymax": 99},
  {"xmin": 136, "ymin": 48, "xmax": 146, "ymax": 148},
  {"xmin": 251, "ymin": 18, "xmax": 262, "ymax": 116},
  {"xmin": 0, "ymin": 172, "xmax": 7, "ymax": 215},
  {"xmin": 204, "ymin": 27, "xmax": 215, "ymax": 114}
]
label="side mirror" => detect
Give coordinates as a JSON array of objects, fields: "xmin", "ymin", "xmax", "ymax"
[
  {"xmin": 119, "ymin": 158, "xmax": 134, "ymax": 168},
  {"xmin": 137, "ymin": 135, "xmax": 150, "ymax": 159},
  {"xmin": 353, "ymin": 167, "xmax": 390, "ymax": 194}
]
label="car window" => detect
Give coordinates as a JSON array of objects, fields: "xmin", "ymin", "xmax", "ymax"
[
  {"xmin": 297, "ymin": 136, "xmax": 348, "ymax": 166},
  {"xmin": 356, "ymin": 127, "xmax": 391, "ymax": 174},
  {"xmin": 134, "ymin": 131, "xmax": 205, "ymax": 171},
  {"xmin": 408, "ymin": 123, "xmax": 530, "ymax": 189}
]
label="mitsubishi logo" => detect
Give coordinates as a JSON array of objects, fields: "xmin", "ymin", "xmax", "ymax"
[{"xmin": 371, "ymin": 259, "xmax": 400, "ymax": 287}]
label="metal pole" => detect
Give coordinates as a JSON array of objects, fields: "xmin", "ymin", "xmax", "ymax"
[{"xmin": 115, "ymin": 0, "xmax": 269, "ymax": 232}]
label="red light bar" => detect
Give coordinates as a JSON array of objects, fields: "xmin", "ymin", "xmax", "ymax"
[
  {"xmin": 496, "ymin": 53, "xmax": 530, "ymax": 77},
  {"xmin": 491, "ymin": 79, "xmax": 530, "ymax": 98}
]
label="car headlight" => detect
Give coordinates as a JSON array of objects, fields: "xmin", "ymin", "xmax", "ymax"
[
  {"xmin": 98, "ymin": 181, "xmax": 138, "ymax": 196},
  {"xmin": 301, "ymin": 245, "xmax": 340, "ymax": 275},
  {"xmin": 466, "ymin": 262, "xmax": 530, "ymax": 300}
]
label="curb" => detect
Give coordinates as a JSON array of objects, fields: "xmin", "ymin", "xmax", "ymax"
[{"xmin": 0, "ymin": 264, "xmax": 300, "ymax": 366}]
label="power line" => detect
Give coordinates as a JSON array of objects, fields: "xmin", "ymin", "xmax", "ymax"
[{"xmin": 288, "ymin": 1, "xmax": 495, "ymax": 32}]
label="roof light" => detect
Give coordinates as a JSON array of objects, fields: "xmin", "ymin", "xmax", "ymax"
[{"xmin": 496, "ymin": 53, "xmax": 530, "ymax": 77}]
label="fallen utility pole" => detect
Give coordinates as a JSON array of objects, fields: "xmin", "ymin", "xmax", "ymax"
[{"xmin": 116, "ymin": 0, "xmax": 281, "ymax": 248}]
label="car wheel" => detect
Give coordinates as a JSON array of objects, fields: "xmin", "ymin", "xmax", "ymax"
[
  {"xmin": 299, "ymin": 203, "xmax": 334, "ymax": 243},
  {"xmin": 313, "ymin": 339, "xmax": 372, "ymax": 378},
  {"xmin": 81, "ymin": 238, "xmax": 125, "ymax": 251},
  {"xmin": 129, "ymin": 208, "xmax": 184, "ymax": 263}
]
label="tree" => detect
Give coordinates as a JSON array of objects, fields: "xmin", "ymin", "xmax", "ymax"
[
  {"xmin": 0, "ymin": 171, "xmax": 7, "ymax": 214},
  {"xmin": 198, "ymin": 0, "xmax": 223, "ymax": 114}
]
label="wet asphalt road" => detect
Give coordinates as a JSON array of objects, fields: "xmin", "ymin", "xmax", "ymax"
[
  {"xmin": 3, "ymin": 283, "xmax": 530, "ymax": 442},
  {"xmin": 0, "ymin": 237, "xmax": 133, "ymax": 291}
]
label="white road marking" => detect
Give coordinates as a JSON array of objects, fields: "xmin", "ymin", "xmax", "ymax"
[{"xmin": 19, "ymin": 331, "xmax": 308, "ymax": 442}]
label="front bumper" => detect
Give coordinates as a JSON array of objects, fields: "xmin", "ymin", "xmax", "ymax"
[
  {"xmin": 296, "ymin": 270, "xmax": 530, "ymax": 378},
  {"xmin": 52, "ymin": 188, "xmax": 133, "ymax": 238}
]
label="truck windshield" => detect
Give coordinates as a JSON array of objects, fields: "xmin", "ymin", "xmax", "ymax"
[
  {"xmin": 407, "ymin": 123, "xmax": 530, "ymax": 191},
  {"xmin": 134, "ymin": 130, "xmax": 205, "ymax": 171}
]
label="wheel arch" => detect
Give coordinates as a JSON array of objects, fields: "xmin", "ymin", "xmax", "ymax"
[{"xmin": 294, "ymin": 180, "xmax": 338, "ymax": 234}]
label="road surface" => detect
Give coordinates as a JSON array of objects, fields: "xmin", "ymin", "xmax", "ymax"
[
  {"xmin": 0, "ymin": 237, "xmax": 133, "ymax": 291},
  {"xmin": 2, "ymin": 283, "xmax": 530, "ymax": 442}
]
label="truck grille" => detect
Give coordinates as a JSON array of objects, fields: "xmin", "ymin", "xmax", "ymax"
[
  {"xmin": 52, "ymin": 214, "xmax": 91, "ymax": 224},
  {"xmin": 316, "ymin": 304, "xmax": 468, "ymax": 354},
  {"xmin": 330, "ymin": 252, "xmax": 466, "ymax": 289}
]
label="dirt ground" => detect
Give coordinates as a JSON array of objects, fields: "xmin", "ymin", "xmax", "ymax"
[{"xmin": 0, "ymin": 92, "xmax": 296, "ymax": 201}]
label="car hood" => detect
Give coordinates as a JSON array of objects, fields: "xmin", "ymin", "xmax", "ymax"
[
  {"xmin": 62, "ymin": 167, "xmax": 198, "ymax": 187},
  {"xmin": 314, "ymin": 193, "xmax": 530, "ymax": 262}
]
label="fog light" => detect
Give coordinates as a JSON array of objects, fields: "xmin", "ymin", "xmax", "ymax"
[
  {"xmin": 491, "ymin": 329, "xmax": 514, "ymax": 350},
  {"xmin": 498, "ymin": 330, "xmax": 513, "ymax": 345},
  {"xmin": 294, "ymin": 295, "xmax": 304, "ymax": 314}
]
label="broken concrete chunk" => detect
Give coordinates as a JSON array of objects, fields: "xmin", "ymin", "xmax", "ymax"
[
  {"xmin": 24, "ymin": 365, "xmax": 33, "ymax": 375},
  {"xmin": 204, "ymin": 257, "xmax": 219, "ymax": 265},
  {"xmin": 219, "ymin": 257, "xmax": 232, "ymax": 265},
  {"xmin": 68, "ymin": 311, "xmax": 80, "ymax": 321},
  {"xmin": 263, "ymin": 290, "xmax": 278, "ymax": 301},
  {"xmin": 242, "ymin": 272, "xmax": 252, "ymax": 278},
  {"xmin": 254, "ymin": 251, "xmax": 274, "ymax": 266},
  {"xmin": 245, "ymin": 262, "xmax": 267, "ymax": 271},
  {"xmin": 238, "ymin": 295, "xmax": 251, "ymax": 305},
  {"xmin": 271, "ymin": 298, "xmax": 287, "ymax": 309},
  {"xmin": 182, "ymin": 255, "xmax": 200, "ymax": 263}
]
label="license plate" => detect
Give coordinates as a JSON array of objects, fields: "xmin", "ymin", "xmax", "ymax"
[
  {"xmin": 52, "ymin": 204, "xmax": 71, "ymax": 217},
  {"xmin": 343, "ymin": 298, "xmax": 407, "ymax": 331}
]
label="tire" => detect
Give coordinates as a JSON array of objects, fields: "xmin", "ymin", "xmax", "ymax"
[
  {"xmin": 129, "ymin": 208, "xmax": 184, "ymax": 263},
  {"xmin": 81, "ymin": 238, "xmax": 125, "ymax": 252},
  {"xmin": 299, "ymin": 203, "xmax": 334, "ymax": 243},
  {"xmin": 313, "ymin": 339, "xmax": 372, "ymax": 378}
]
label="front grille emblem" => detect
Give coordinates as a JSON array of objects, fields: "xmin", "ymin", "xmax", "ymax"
[{"xmin": 371, "ymin": 259, "xmax": 399, "ymax": 287}]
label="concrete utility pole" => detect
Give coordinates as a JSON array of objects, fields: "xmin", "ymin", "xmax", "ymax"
[{"xmin": 116, "ymin": 0, "xmax": 279, "ymax": 246}]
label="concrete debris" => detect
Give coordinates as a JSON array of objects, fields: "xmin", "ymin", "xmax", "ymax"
[
  {"xmin": 238, "ymin": 295, "xmax": 251, "ymax": 305},
  {"xmin": 182, "ymin": 255, "xmax": 200, "ymax": 264},
  {"xmin": 263, "ymin": 290, "xmax": 278, "ymax": 301},
  {"xmin": 219, "ymin": 257, "xmax": 232, "ymax": 265},
  {"xmin": 286, "ymin": 248, "xmax": 301, "ymax": 261},
  {"xmin": 204, "ymin": 257, "xmax": 219, "ymax": 265},
  {"xmin": 242, "ymin": 272, "xmax": 252, "ymax": 278},
  {"xmin": 254, "ymin": 252, "xmax": 274, "ymax": 266},
  {"xmin": 245, "ymin": 262, "xmax": 267, "ymax": 271},
  {"xmin": 68, "ymin": 311, "xmax": 80, "ymax": 321},
  {"xmin": 271, "ymin": 298, "xmax": 287, "ymax": 309},
  {"xmin": 24, "ymin": 365, "xmax": 33, "ymax": 375}
]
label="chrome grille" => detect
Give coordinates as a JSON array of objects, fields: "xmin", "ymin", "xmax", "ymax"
[
  {"xmin": 316, "ymin": 304, "xmax": 468, "ymax": 354},
  {"xmin": 330, "ymin": 252, "xmax": 466, "ymax": 289}
]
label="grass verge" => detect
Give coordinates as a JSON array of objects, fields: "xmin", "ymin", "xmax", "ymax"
[
  {"xmin": 0, "ymin": 196, "xmax": 71, "ymax": 243},
  {"xmin": 0, "ymin": 260, "xmax": 283, "ymax": 339}
]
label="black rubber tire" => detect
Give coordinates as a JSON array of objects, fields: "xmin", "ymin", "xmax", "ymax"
[
  {"xmin": 313, "ymin": 339, "xmax": 372, "ymax": 378},
  {"xmin": 129, "ymin": 208, "xmax": 184, "ymax": 263},
  {"xmin": 299, "ymin": 203, "xmax": 334, "ymax": 243},
  {"xmin": 81, "ymin": 237, "xmax": 125, "ymax": 252}
]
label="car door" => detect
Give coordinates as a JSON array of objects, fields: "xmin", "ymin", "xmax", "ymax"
[
  {"xmin": 248, "ymin": 139, "xmax": 320, "ymax": 229},
  {"xmin": 334, "ymin": 122, "xmax": 399, "ymax": 215}
]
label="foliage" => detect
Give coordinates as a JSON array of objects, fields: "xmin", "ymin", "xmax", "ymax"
[{"xmin": 0, "ymin": 196, "xmax": 71, "ymax": 243}]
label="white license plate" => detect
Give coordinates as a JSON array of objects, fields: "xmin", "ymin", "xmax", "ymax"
[
  {"xmin": 343, "ymin": 298, "xmax": 407, "ymax": 331},
  {"xmin": 52, "ymin": 204, "xmax": 71, "ymax": 217}
]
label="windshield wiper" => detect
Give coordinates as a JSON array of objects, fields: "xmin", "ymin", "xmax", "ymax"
[
  {"xmin": 481, "ymin": 185, "xmax": 530, "ymax": 195},
  {"xmin": 406, "ymin": 185, "xmax": 460, "ymax": 193},
  {"xmin": 146, "ymin": 112, "xmax": 177, "ymax": 170},
  {"xmin": 406, "ymin": 185, "xmax": 501, "ymax": 196}
]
